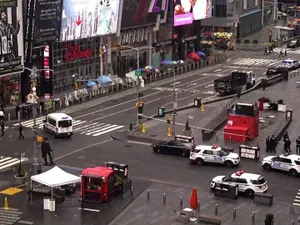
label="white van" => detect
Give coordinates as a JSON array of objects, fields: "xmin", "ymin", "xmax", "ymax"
[{"xmin": 43, "ymin": 113, "xmax": 73, "ymax": 138}]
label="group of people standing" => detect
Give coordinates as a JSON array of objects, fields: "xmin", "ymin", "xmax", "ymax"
[
  {"xmin": 266, "ymin": 131, "xmax": 300, "ymax": 154},
  {"xmin": 263, "ymin": 45, "xmax": 287, "ymax": 57}
]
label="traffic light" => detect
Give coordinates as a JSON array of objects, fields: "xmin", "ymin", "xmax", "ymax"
[
  {"xmin": 75, "ymin": 82, "xmax": 79, "ymax": 89},
  {"xmin": 138, "ymin": 102, "xmax": 144, "ymax": 114}
]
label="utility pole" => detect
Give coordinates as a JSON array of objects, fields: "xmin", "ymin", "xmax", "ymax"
[
  {"xmin": 30, "ymin": 66, "xmax": 39, "ymax": 175},
  {"xmin": 136, "ymin": 49, "xmax": 140, "ymax": 126},
  {"xmin": 172, "ymin": 71, "xmax": 178, "ymax": 139}
]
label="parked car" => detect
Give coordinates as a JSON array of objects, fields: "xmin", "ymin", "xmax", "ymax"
[
  {"xmin": 266, "ymin": 67, "xmax": 287, "ymax": 77},
  {"xmin": 262, "ymin": 153, "xmax": 300, "ymax": 177},
  {"xmin": 287, "ymin": 39, "xmax": 300, "ymax": 48},
  {"xmin": 152, "ymin": 140, "xmax": 195, "ymax": 157},
  {"xmin": 210, "ymin": 170, "xmax": 268, "ymax": 198}
]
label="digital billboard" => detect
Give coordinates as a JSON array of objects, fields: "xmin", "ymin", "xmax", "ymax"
[
  {"xmin": 60, "ymin": 0, "xmax": 120, "ymax": 42},
  {"xmin": 174, "ymin": 0, "xmax": 212, "ymax": 26},
  {"xmin": 0, "ymin": 0, "xmax": 24, "ymax": 76},
  {"xmin": 34, "ymin": 0, "xmax": 62, "ymax": 43}
]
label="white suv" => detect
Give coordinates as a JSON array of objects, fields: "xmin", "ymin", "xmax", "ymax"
[
  {"xmin": 189, "ymin": 144, "xmax": 240, "ymax": 167},
  {"xmin": 262, "ymin": 153, "xmax": 300, "ymax": 177},
  {"xmin": 210, "ymin": 170, "xmax": 268, "ymax": 198}
]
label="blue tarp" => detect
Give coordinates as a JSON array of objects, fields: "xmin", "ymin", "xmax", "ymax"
[
  {"xmin": 86, "ymin": 80, "xmax": 96, "ymax": 87},
  {"xmin": 197, "ymin": 51, "xmax": 206, "ymax": 59},
  {"xmin": 97, "ymin": 75, "xmax": 112, "ymax": 86}
]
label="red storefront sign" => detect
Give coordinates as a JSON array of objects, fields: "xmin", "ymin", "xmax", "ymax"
[{"xmin": 64, "ymin": 44, "xmax": 93, "ymax": 62}]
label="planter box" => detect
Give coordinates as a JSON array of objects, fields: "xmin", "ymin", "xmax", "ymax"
[
  {"xmin": 278, "ymin": 104, "xmax": 286, "ymax": 112},
  {"xmin": 15, "ymin": 174, "xmax": 27, "ymax": 185},
  {"xmin": 183, "ymin": 130, "xmax": 192, "ymax": 137}
]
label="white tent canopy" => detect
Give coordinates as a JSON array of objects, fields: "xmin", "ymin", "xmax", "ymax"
[{"xmin": 31, "ymin": 166, "xmax": 81, "ymax": 188}]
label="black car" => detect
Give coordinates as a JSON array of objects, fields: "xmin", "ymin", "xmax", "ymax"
[
  {"xmin": 152, "ymin": 140, "xmax": 195, "ymax": 157},
  {"xmin": 287, "ymin": 40, "xmax": 300, "ymax": 48}
]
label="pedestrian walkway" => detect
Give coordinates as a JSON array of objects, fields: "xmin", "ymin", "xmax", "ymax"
[
  {"xmin": 13, "ymin": 117, "xmax": 124, "ymax": 137},
  {"xmin": 232, "ymin": 58, "xmax": 282, "ymax": 67},
  {"xmin": 273, "ymin": 47, "xmax": 300, "ymax": 55},
  {"xmin": 0, "ymin": 156, "xmax": 28, "ymax": 171},
  {"xmin": 293, "ymin": 189, "xmax": 300, "ymax": 207}
]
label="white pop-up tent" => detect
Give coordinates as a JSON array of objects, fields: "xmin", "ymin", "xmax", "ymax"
[
  {"xmin": 31, "ymin": 166, "xmax": 81, "ymax": 187},
  {"xmin": 30, "ymin": 166, "xmax": 81, "ymax": 211}
]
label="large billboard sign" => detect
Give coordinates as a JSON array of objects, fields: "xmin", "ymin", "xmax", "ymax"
[
  {"xmin": 0, "ymin": 0, "xmax": 24, "ymax": 76},
  {"xmin": 174, "ymin": 0, "xmax": 212, "ymax": 26},
  {"xmin": 60, "ymin": 0, "xmax": 120, "ymax": 42},
  {"xmin": 34, "ymin": 0, "xmax": 62, "ymax": 42}
]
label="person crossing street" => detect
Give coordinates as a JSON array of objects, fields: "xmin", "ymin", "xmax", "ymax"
[
  {"xmin": 0, "ymin": 120, "xmax": 4, "ymax": 136},
  {"xmin": 296, "ymin": 136, "xmax": 300, "ymax": 154},
  {"xmin": 41, "ymin": 137, "xmax": 54, "ymax": 165},
  {"xmin": 18, "ymin": 122, "xmax": 24, "ymax": 139}
]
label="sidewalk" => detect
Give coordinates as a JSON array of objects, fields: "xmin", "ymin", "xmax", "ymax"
[
  {"xmin": 109, "ymin": 183, "xmax": 298, "ymax": 225},
  {"xmin": 123, "ymin": 74, "xmax": 300, "ymax": 159}
]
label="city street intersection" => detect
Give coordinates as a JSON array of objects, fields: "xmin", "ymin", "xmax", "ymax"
[{"xmin": 0, "ymin": 49, "xmax": 300, "ymax": 224}]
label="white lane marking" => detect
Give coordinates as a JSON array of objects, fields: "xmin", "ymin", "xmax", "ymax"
[
  {"xmin": 85, "ymin": 124, "xmax": 118, "ymax": 135},
  {"xmin": 294, "ymin": 199, "xmax": 300, "ymax": 202},
  {"xmin": 293, "ymin": 203, "xmax": 300, "ymax": 206},
  {"xmin": 73, "ymin": 70, "xmax": 231, "ymax": 120},
  {"xmin": 0, "ymin": 157, "xmax": 28, "ymax": 170},
  {"xmin": 73, "ymin": 122, "xmax": 99, "ymax": 133},
  {"xmin": 214, "ymin": 69, "xmax": 222, "ymax": 72},
  {"xmin": 92, "ymin": 126, "xmax": 124, "ymax": 136},
  {"xmin": 205, "ymin": 84, "xmax": 214, "ymax": 88},
  {"xmin": 128, "ymin": 140, "xmax": 153, "ymax": 146},
  {"xmin": 79, "ymin": 208, "xmax": 100, "ymax": 212},
  {"xmin": 55, "ymin": 139, "xmax": 113, "ymax": 160},
  {"xmin": 17, "ymin": 220, "xmax": 34, "ymax": 225}
]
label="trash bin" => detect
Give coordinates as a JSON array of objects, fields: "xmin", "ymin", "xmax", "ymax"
[
  {"xmin": 158, "ymin": 107, "xmax": 165, "ymax": 117},
  {"xmin": 286, "ymin": 109, "xmax": 293, "ymax": 118},
  {"xmin": 228, "ymin": 184, "xmax": 238, "ymax": 200},
  {"xmin": 194, "ymin": 98, "xmax": 201, "ymax": 107},
  {"xmin": 254, "ymin": 193, "xmax": 273, "ymax": 205}
]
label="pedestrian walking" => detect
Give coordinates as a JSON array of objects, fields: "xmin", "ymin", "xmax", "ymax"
[
  {"xmin": 264, "ymin": 47, "xmax": 268, "ymax": 55},
  {"xmin": 18, "ymin": 123, "xmax": 24, "ymax": 139},
  {"xmin": 284, "ymin": 138, "xmax": 291, "ymax": 153},
  {"xmin": 271, "ymin": 45, "xmax": 274, "ymax": 52},
  {"xmin": 270, "ymin": 135, "xmax": 277, "ymax": 153},
  {"xmin": 41, "ymin": 137, "xmax": 54, "ymax": 165},
  {"xmin": 296, "ymin": 136, "xmax": 300, "ymax": 154},
  {"xmin": 279, "ymin": 49, "xmax": 283, "ymax": 57},
  {"xmin": 266, "ymin": 136, "xmax": 270, "ymax": 152},
  {"xmin": 268, "ymin": 46, "xmax": 272, "ymax": 54},
  {"xmin": 0, "ymin": 109, "xmax": 4, "ymax": 121},
  {"xmin": 283, "ymin": 131, "xmax": 289, "ymax": 140},
  {"xmin": 284, "ymin": 49, "xmax": 287, "ymax": 56},
  {"xmin": 0, "ymin": 120, "xmax": 4, "ymax": 136}
]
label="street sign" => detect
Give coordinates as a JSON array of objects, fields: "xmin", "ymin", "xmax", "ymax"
[
  {"xmin": 135, "ymin": 70, "xmax": 141, "ymax": 77},
  {"xmin": 171, "ymin": 112, "xmax": 178, "ymax": 116}
]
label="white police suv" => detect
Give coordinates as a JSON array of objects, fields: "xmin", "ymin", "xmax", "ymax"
[
  {"xmin": 210, "ymin": 170, "xmax": 268, "ymax": 198},
  {"xmin": 278, "ymin": 59, "xmax": 300, "ymax": 70},
  {"xmin": 189, "ymin": 144, "xmax": 240, "ymax": 167},
  {"xmin": 262, "ymin": 153, "xmax": 300, "ymax": 177}
]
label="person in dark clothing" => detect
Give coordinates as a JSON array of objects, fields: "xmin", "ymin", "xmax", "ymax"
[
  {"xmin": 270, "ymin": 135, "xmax": 277, "ymax": 153},
  {"xmin": 284, "ymin": 49, "xmax": 287, "ymax": 56},
  {"xmin": 41, "ymin": 137, "xmax": 53, "ymax": 165},
  {"xmin": 15, "ymin": 105, "xmax": 19, "ymax": 119},
  {"xmin": 279, "ymin": 49, "xmax": 283, "ymax": 57},
  {"xmin": 268, "ymin": 46, "xmax": 272, "ymax": 54},
  {"xmin": 296, "ymin": 136, "xmax": 300, "ymax": 154},
  {"xmin": 284, "ymin": 138, "xmax": 291, "ymax": 153},
  {"xmin": 283, "ymin": 131, "xmax": 289, "ymax": 139},
  {"xmin": 18, "ymin": 122, "xmax": 24, "ymax": 139},
  {"xmin": 0, "ymin": 120, "xmax": 4, "ymax": 136},
  {"xmin": 266, "ymin": 136, "xmax": 270, "ymax": 152},
  {"xmin": 264, "ymin": 47, "xmax": 268, "ymax": 55}
]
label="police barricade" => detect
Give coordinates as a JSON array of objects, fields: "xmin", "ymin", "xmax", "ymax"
[
  {"xmin": 239, "ymin": 145, "xmax": 260, "ymax": 160},
  {"xmin": 175, "ymin": 135, "xmax": 194, "ymax": 143}
]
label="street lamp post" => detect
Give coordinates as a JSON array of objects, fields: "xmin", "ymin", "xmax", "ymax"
[{"xmin": 24, "ymin": 66, "xmax": 53, "ymax": 175}]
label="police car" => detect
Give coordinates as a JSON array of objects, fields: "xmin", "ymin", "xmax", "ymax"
[
  {"xmin": 261, "ymin": 153, "xmax": 300, "ymax": 177},
  {"xmin": 189, "ymin": 144, "xmax": 240, "ymax": 167},
  {"xmin": 277, "ymin": 59, "xmax": 300, "ymax": 70},
  {"xmin": 210, "ymin": 170, "xmax": 268, "ymax": 198}
]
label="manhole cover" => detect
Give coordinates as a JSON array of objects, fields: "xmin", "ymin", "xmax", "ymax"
[
  {"xmin": 150, "ymin": 134, "xmax": 157, "ymax": 137},
  {"xmin": 125, "ymin": 144, "xmax": 132, "ymax": 148}
]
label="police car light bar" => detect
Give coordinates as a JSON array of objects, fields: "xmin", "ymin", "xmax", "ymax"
[
  {"xmin": 212, "ymin": 144, "xmax": 218, "ymax": 149},
  {"xmin": 235, "ymin": 170, "xmax": 244, "ymax": 176}
]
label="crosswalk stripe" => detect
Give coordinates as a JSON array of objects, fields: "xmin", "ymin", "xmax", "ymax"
[
  {"xmin": 294, "ymin": 199, "xmax": 300, "ymax": 202},
  {"xmin": 0, "ymin": 157, "xmax": 28, "ymax": 170},
  {"xmin": 73, "ymin": 120, "xmax": 85, "ymax": 126},
  {"xmin": 79, "ymin": 123, "xmax": 106, "ymax": 134},
  {"xmin": 86, "ymin": 124, "xmax": 118, "ymax": 135},
  {"xmin": 73, "ymin": 122, "xmax": 99, "ymax": 133},
  {"xmin": 295, "ymin": 196, "xmax": 300, "ymax": 199},
  {"xmin": 92, "ymin": 125, "xmax": 124, "ymax": 136},
  {"xmin": 293, "ymin": 203, "xmax": 300, "ymax": 206}
]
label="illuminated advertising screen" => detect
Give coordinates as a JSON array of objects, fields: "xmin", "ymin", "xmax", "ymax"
[
  {"xmin": 174, "ymin": 0, "xmax": 212, "ymax": 26},
  {"xmin": 0, "ymin": 0, "xmax": 24, "ymax": 76},
  {"xmin": 60, "ymin": 0, "xmax": 120, "ymax": 42}
]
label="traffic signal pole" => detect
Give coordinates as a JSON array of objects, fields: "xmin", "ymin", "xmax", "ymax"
[
  {"xmin": 136, "ymin": 49, "xmax": 140, "ymax": 126},
  {"xmin": 172, "ymin": 71, "xmax": 178, "ymax": 139}
]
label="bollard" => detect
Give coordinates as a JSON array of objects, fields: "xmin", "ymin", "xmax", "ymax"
[
  {"xmin": 17, "ymin": 111, "xmax": 20, "ymax": 120},
  {"xmin": 233, "ymin": 208, "xmax": 236, "ymax": 219},
  {"xmin": 147, "ymin": 190, "xmax": 150, "ymax": 201},
  {"xmin": 197, "ymin": 200, "xmax": 200, "ymax": 212},
  {"xmin": 252, "ymin": 212, "xmax": 255, "ymax": 223},
  {"xmin": 215, "ymin": 204, "xmax": 218, "ymax": 215},
  {"xmin": 39, "ymin": 106, "xmax": 42, "ymax": 114},
  {"xmin": 7, "ymin": 113, "xmax": 10, "ymax": 122},
  {"xmin": 163, "ymin": 193, "xmax": 166, "ymax": 204},
  {"xmin": 89, "ymin": 92, "xmax": 92, "ymax": 99},
  {"xmin": 180, "ymin": 197, "xmax": 183, "ymax": 209},
  {"xmin": 129, "ymin": 123, "xmax": 133, "ymax": 131},
  {"xmin": 256, "ymin": 141, "xmax": 259, "ymax": 147},
  {"xmin": 292, "ymin": 220, "xmax": 295, "ymax": 225}
]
